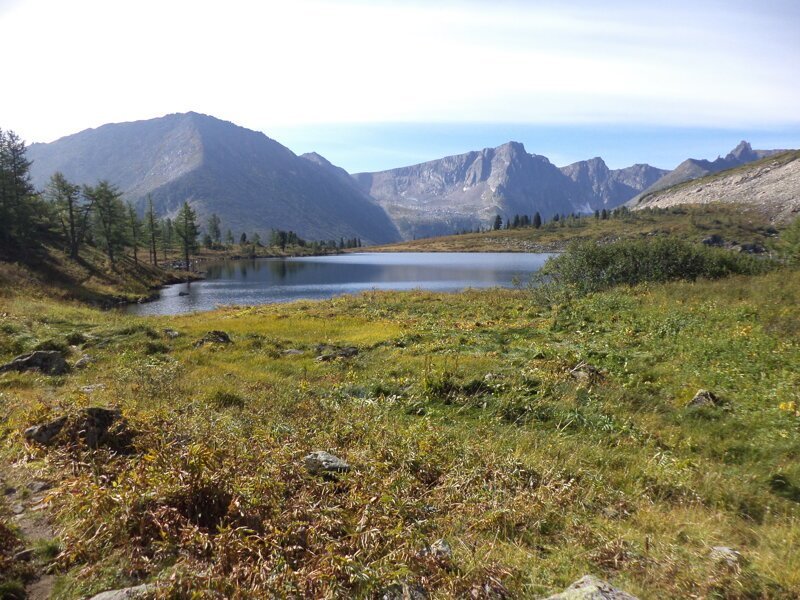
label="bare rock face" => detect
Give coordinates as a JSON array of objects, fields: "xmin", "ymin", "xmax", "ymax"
[
  {"xmin": 304, "ymin": 451, "xmax": 351, "ymax": 475},
  {"xmin": 0, "ymin": 351, "xmax": 68, "ymax": 375},
  {"xmin": 24, "ymin": 407, "xmax": 134, "ymax": 452},
  {"xmin": 542, "ymin": 575, "xmax": 639, "ymax": 599}
]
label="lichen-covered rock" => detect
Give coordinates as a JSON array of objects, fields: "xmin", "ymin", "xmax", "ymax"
[
  {"xmin": 304, "ymin": 451, "xmax": 351, "ymax": 475},
  {"xmin": 316, "ymin": 345, "xmax": 358, "ymax": 361},
  {"xmin": 542, "ymin": 575, "xmax": 639, "ymax": 599},
  {"xmin": 24, "ymin": 407, "xmax": 134, "ymax": 452},
  {"xmin": 88, "ymin": 584, "xmax": 153, "ymax": 600},
  {"xmin": 0, "ymin": 351, "xmax": 68, "ymax": 375},
  {"xmin": 74, "ymin": 354, "xmax": 94, "ymax": 369},
  {"xmin": 163, "ymin": 328, "xmax": 180, "ymax": 339},
  {"xmin": 710, "ymin": 546, "xmax": 743, "ymax": 569}
]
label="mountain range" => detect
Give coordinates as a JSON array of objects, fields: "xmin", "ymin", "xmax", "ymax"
[
  {"xmin": 25, "ymin": 112, "xmax": 791, "ymax": 242},
  {"xmin": 26, "ymin": 113, "xmax": 400, "ymax": 245}
]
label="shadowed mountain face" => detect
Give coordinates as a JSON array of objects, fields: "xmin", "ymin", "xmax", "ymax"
[
  {"xmin": 630, "ymin": 141, "xmax": 787, "ymax": 202},
  {"xmin": 354, "ymin": 142, "xmax": 666, "ymax": 239},
  {"xmin": 27, "ymin": 113, "xmax": 401, "ymax": 245}
]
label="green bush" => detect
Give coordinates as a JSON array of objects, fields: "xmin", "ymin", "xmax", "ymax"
[{"xmin": 535, "ymin": 237, "xmax": 771, "ymax": 296}]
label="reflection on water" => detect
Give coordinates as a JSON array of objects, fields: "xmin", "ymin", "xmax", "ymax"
[{"xmin": 127, "ymin": 252, "xmax": 554, "ymax": 316}]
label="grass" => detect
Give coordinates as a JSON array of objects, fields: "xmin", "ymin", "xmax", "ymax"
[
  {"xmin": 1, "ymin": 264, "xmax": 799, "ymax": 598},
  {"xmin": 370, "ymin": 204, "xmax": 781, "ymax": 253}
]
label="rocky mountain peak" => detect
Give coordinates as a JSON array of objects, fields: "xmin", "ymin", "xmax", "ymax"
[{"xmin": 726, "ymin": 140, "xmax": 756, "ymax": 162}]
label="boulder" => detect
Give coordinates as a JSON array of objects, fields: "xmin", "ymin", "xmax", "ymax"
[
  {"xmin": 701, "ymin": 234, "xmax": 724, "ymax": 247},
  {"xmin": 88, "ymin": 584, "xmax": 153, "ymax": 600},
  {"xmin": 194, "ymin": 330, "xmax": 232, "ymax": 347},
  {"xmin": 24, "ymin": 407, "xmax": 133, "ymax": 452},
  {"xmin": 0, "ymin": 351, "xmax": 68, "ymax": 375},
  {"xmin": 569, "ymin": 361, "xmax": 602, "ymax": 383},
  {"xmin": 163, "ymin": 329, "xmax": 180, "ymax": 339},
  {"xmin": 542, "ymin": 575, "xmax": 639, "ymax": 599},
  {"xmin": 304, "ymin": 451, "xmax": 351, "ymax": 475},
  {"xmin": 687, "ymin": 389, "xmax": 722, "ymax": 408}
]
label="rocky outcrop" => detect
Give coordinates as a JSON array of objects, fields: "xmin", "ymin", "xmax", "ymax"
[
  {"xmin": 542, "ymin": 575, "xmax": 638, "ymax": 599},
  {"xmin": 0, "ymin": 351, "xmax": 68, "ymax": 375},
  {"xmin": 24, "ymin": 407, "xmax": 134, "ymax": 452}
]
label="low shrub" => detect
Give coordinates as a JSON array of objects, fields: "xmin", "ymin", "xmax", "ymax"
[{"xmin": 535, "ymin": 237, "xmax": 771, "ymax": 297}]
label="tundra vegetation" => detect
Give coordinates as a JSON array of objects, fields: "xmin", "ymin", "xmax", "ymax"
[{"xmin": 2, "ymin": 124, "xmax": 800, "ymax": 599}]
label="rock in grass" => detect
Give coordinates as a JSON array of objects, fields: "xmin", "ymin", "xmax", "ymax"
[
  {"xmin": 687, "ymin": 389, "xmax": 722, "ymax": 408},
  {"xmin": 24, "ymin": 407, "xmax": 133, "ymax": 452},
  {"xmin": 316, "ymin": 345, "xmax": 358, "ymax": 361},
  {"xmin": 194, "ymin": 330, "xmax": 232, "ymax": 347},
  {"xmin": 710, "ymin": 546, "xmax": 743, "ymax": 569},
  {"xmin": 381, "ymin": 581, "xmax": 428, "ymax": 600},
  {"xmin": 163, "ymin": 328, "xmax": 180, "ymax": 339},
  {"xmin": 543, "ymin": 575, "xmax": 639, "ymax": 600},
  {"xmin": 420, "ymin": 538, "xmax": 453, "ymax": 565},
  {"xmin": 0, "ymin": 351, "xmax": 68, "ymax": 376},
  {"xmin": 304, "ymin": 451, "xmax": 351, "ymax": 475},
  {"xmin": 74, "ymin": 354, "xmax": 94, "ymax": 369},
  {"xmin": 88, "ymin": 584, "xmax": 153, "ymax": 600}
]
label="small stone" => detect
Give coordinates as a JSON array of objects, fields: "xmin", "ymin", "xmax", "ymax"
[
  {"xmin": 3, "ymin": 485, "xmax": 16, "ymax": 496},
  {"xmin": 687, "ymin": 389, "xmax": 722, "ymax": 408},
  {"xmin": 88, "ymin": 584, "xmax": 154, "ymax": 600},
  {"xmin": 11, "ymin": 503, "xmax": 25, "ymax": 514},
  {"xmin": 569, "ymin": 361, "xmax": 602, "ymax": 383},
  {"xmin": 710, "ymin": 546, "xmax": 743, "ymax": 569},
  {"xmin": 543, "ymin": 575, "xmax": 639, "ymax": 599},
  {"xmin": 381, "ymin": 581, "xmax": 428, "ymax": 600},
  {"xmin": 24, "ymin": 416, "xmax": 68, "ymax": 445},
  {"xmin": 0, "ymin": 350, "xmax": 68, "ymax": 375},
  {"xmin": 316, "ymin": 346, "xmax": 358, "ymax": 362},
  {"xmin": 13, "ymin": 548, "xmax": 35, "ymax": 562},
  {"xmin": 281, "ymin": 349, "xmax": 304, "ymax": 356},
  {"xmin": 178, "ymin": 291, "xmax": 190, "ymax": 296},
  {"xmin": 304, "ymin": 451, "xmax": 351, "ymax": 475},
  {"xmin": 163, "ymin": 328, "xmax": 180, "ymax": 339},
  {"xmin": 74, "ymin": 354, "xmax": 95, "ymax": 369},
  {"xmin": 27, "ymin": 480, "xmax": 52, "ymax": 493},
  {"xmin": 80, "ymin": 383, "xmax": 106, "ymax": 394},
  {"xmin": 427, "ymin": 538, "xmax": 453, "ymax": 562}
]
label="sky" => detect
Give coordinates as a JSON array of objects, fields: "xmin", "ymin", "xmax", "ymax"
[{"xmin": 1, "ymin": 0, "xmax": 799, "ymax": 171}]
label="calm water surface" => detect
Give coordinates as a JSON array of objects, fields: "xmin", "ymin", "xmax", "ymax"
[{"xmin": 127, "ymin": 252, "xmax": 553, "ymax": 316}]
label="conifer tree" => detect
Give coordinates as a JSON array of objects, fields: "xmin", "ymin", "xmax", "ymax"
[
  {"xmin": 85, "ymin": 181, "xmax": 127, "ymax": 266},
  {"xmin": 174, "ymin": 201, "xmax": 199, "ymax": 270}
]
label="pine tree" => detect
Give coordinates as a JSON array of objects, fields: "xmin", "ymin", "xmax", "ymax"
[
  {"xmin": 533, "ymin": 212, "xmax": 542, "ymax": 229},
  {"xmin": 85, "ymin": 181, "xmax": 127, "ymax": 266},
  {"xmin": 207, "ymin": 213, "xmax": 222, "ymax": 246},
  {"xmin": 225, "ymin": 229, "xmax": 234, "ymax": 247},
  {"xmin": 493, "ymin": 214, "xmax": 503, "ymax": 230},
  {"xmin": 174, "ymin": 201, "xmax": 199, "ymax": 271},
  {"xmin": 161, "ymin": 218, "xmax": 174, "ymax": 261},
  {"xmin": 127, "ymin": 201, "xmax": 142, "ymax": 264},
  {"xmin": 46, "ymin": 172, "xmax": 88, "ymax": 258},
  {"xmin": 240, "ymin": 232, "xmax": 248, "ymax": 246},
  {"xmin": 0, "ymin": 128, "xmax": 37, "ymax": 247},
  {"xmin": 144, "ymin": 195, "xmax": 160, "ymax": 266}
]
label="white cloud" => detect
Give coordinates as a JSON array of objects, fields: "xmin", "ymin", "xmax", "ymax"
[{"xmin": 1, "ymin": 0, "xmax": 798, "ymax": 143}]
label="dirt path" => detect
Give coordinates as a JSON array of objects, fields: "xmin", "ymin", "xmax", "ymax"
[{"xmin": 2, "ymin": 468, "xmax": 58, "ymax": 599}]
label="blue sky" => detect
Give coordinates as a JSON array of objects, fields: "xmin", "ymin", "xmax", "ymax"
[{"xmin": 2, "ymin": 0, "xmax": 799, "ymax": 173}]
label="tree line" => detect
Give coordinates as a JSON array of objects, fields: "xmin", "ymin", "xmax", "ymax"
[{"xmin": 1, "ymin": 127, "xmax": 339, "ymax": 270}]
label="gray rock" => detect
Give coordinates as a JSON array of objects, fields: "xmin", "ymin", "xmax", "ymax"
[
  {"xmin": 194, "ymin": 330, "xmax": 232, "ymax": 347},
  {"xmin": 710, "ymin": 546, "xmax": 743, "ymax": 569},
  {"xmin": 316, "ymin": 346, "xmax": 358, "ymax": 361},
  {"xmin": 381, "ymin": 581, "xmax": 428, "ymax": 600},
  {"xmin": 281, "ymin": 349, "xmax": 304, "ymax": 356},
  {"xmin": 178, "ymin": 291, "xmax": 189, "ymax": 296},
  {"xmin": 304, "ymin": 451, "xmax": 351, "ymax": 475},
  {"xmin": 27, "ymin": 480, "xmax": 52, "ymax": 493},
  {"xmin": 422, "ymin": 538, "xmax": 453, "ymax": 563},
  {"xmin": 543, "ymin": 575, "xmax": 639, "ymax": 599},
  {"xmin": 80, "ymin": 383, "xmax": 106, "ymax": 394},
  {"xmin": 687, "ymin": 389, "xmax": 722, "ymax": 408},
  {"xmin": 163, "ymin": 328, "xmax": 180, "ymax": 339},
  {"xmin": 702, "ymin": 234, "xmax": 724, "ymax": 247},
  {"xmin": 74, "ymin": 354, "xmax": 94, "ymax": 369},
  {"xmin": 24, "ymin": 407, "xmax": 133, "ymax": 452},
  {"xmin": 569, "ymin": 361, "xmax": 602, "ymax": 383},
  {"xmin": 0, "ymin": 350, "xmax": 68, "ymax": 375},
  {"xmin": 88, "ymin": 584, "xmax": 153, "ymax": 600}
]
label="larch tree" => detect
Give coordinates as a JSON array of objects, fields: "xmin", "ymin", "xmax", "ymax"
[{"xmin": 174, "ymin": 201, "xmax": 199, "ymax": 271}]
